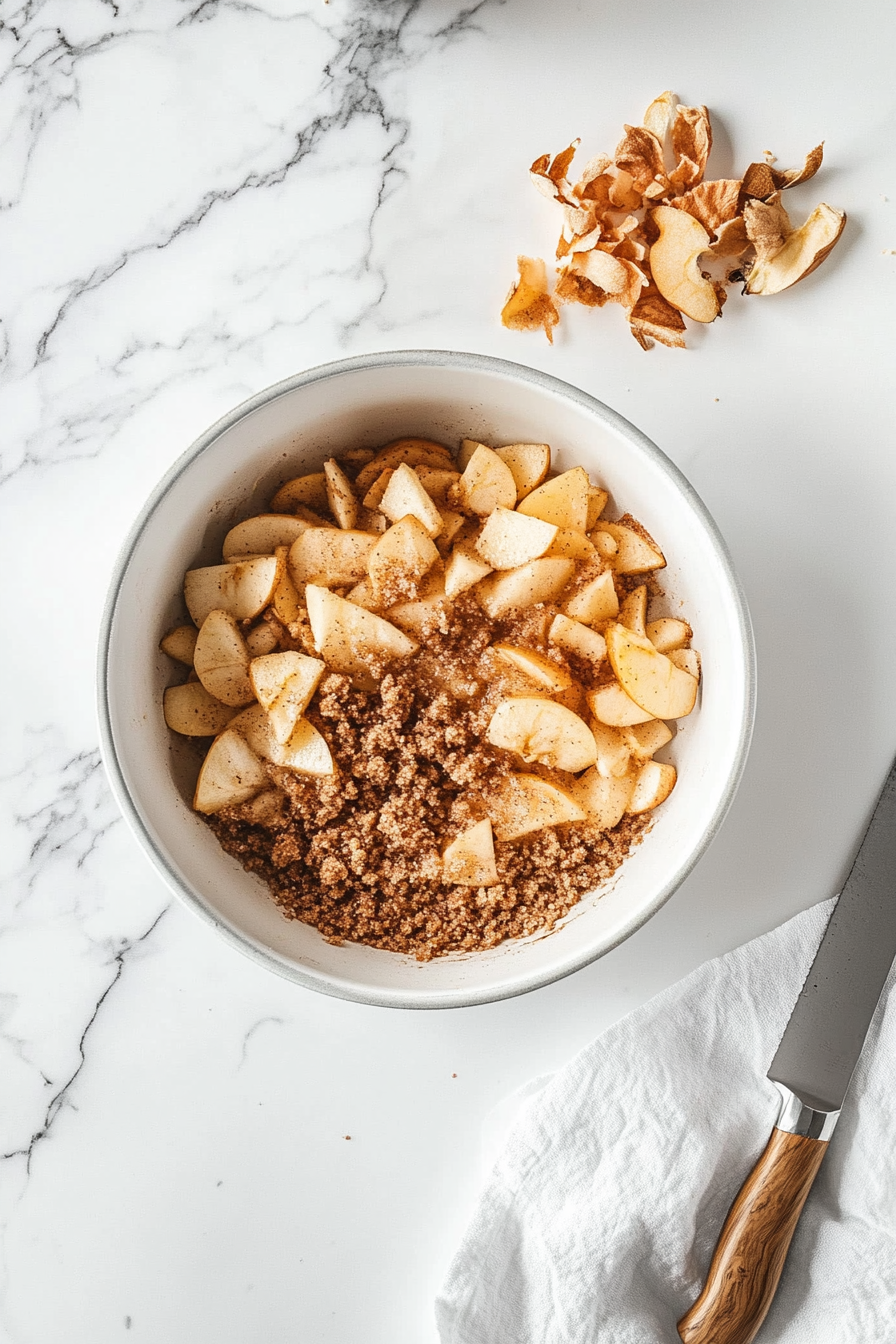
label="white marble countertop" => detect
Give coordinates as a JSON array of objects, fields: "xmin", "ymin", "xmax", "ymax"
[{"xmin": 2, "ymin": 2, "xmax": 895, "ymax": 1340}]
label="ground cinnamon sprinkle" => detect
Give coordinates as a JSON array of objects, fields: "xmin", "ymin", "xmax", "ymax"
[{"xmin": 208, "ymin": 595, "xmax": 648, "ymax": 961}]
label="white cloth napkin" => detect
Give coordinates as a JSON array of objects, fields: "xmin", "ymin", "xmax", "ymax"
[{"xmin": 436, "ymin": 899, "xmax": 896, "ymax": 1343}]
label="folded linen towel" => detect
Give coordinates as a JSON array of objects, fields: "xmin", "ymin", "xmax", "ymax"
[{"xmin": 436, "ymin": 899, "xmax": 896, "ymax": 1343}]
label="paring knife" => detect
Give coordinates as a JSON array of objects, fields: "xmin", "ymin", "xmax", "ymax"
[{"xmin": 677, "ymin": 757, "xmax": 896, "ymax": 1344}]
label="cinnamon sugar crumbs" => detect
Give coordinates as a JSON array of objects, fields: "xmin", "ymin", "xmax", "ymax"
[{"xmin": 209, "ymin": 596, "xmax": 648, "ymax": 961}]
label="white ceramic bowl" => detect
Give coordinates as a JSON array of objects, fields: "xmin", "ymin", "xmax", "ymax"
[{"xmin": 98, "ymin": 351, "xmax": 754, "ymax": 1008}]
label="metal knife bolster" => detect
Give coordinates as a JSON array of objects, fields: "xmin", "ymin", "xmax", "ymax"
[{"xmin": 773, "ymin": 1082, "xmax": 839, "ymax": 1142}]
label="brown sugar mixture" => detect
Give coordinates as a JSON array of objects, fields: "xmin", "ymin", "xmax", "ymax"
[{"xmin": 208, "ymin": 596, "xmax": 649, "ymax": 961}]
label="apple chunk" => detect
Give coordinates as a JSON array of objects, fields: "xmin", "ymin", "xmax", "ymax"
[
  {"xmin": 444, "ymin": 547, "xmax": 492, "ymax": 599},
  {"xmin": 493, "ymin": 644, "xmax": 572, "ymax": 693},
  {"xmin": 606, "ymin": 623, "xmax": 698, "ymax": 719},
  {"xmin": 230, "ymin": 704, "xmax": 334, "ymax": 776},
  {"xmin": 160, "ymin": 625, "xmax": 198, "ymax": 666},
  {"xmin": 649, "ymin": 204, "xmax": 721, "ymax": 322},
  {"xmin": 592, "ymin": 521, "xmax": 664, "ymax": 575},
  {"xmin": 486, "ymin": 697, "xmax": 597, "ymax": 773},
  {"xmin": 588, "ymin": 681, "xmax": 656, "ymax": 727},
  {"xmin": 269, "ymin": 472, "xmax": 330, "ymax": 513},
  {"xmin": 222, "ymin": 514, "xmax": 309, "ymax": 559},
  {"xmin": 476, "ymin": 557, "xmax": 575, "ymax": 619},
  {"xmin": 516, "ymin": 467, "xmax": 591, "ymax": 531},
  {"xmin": 323, "ymin": 458, "xmax": 359, "ymax": 530},
  {"xmin": 572, "ymin": 768, "xmax": 634, "ymax": 830},
  {"xmin": 249, "ymin": 650, "xmax": 325, "ymax": 744},
  {"xmin": 627, "ymin": 760, "xmax": 677, "ymax": 813},
  {"xmin": 288, "ymin": 528, "xmax": 377, "ymax": 588},
  {"xmin": 494, "ymin": 442, "xmax": 550, "ymax": 500},
  {"xmin": 563, "ymin": 569, "xmax": 619, "ymax": 625},
  {"xmin": 193, "ymin": 729, "xmax": 268, "ymax": 814},
  {"xmin": 367, "ymin": 514, "xmax": 439, "ymax": 605},
  {"xmin": 457, "ymin": 444, "xmax": 517, "ymax": 516},
  {"xmin": 193, "ymin": 609, "xmax": 254, "ymax": 707},
  {"xmin": 548, "ymin": 614, "xmax": 607, "ymax": 667},
  {"xmin": 378, "ymin": 463, "xmax": 444, "ymax": 538},
  {"xmin": 489, "ymin": 773, "xmax": 587, "ymax": 841},
  {"xmin": 475, "ymin": 507, "xmax": 557, "ymax": 570},
  {"xmin": 184, "ymin": 556, "xmax": 280, "ymax": 626},
  {"xmin": 646, "ymin": 618, "xmax": 691, "ymax": 653},
  {"xmin": 442, "ymin": 819, "xmax": 499, "ymax": 887},
  {"xmin": 305, "ymin": 584, "xmax": 418, "ymax": 690},
  {"xmin": 163, "ymin": 682, "xmax": 238, "ymax": 736}
]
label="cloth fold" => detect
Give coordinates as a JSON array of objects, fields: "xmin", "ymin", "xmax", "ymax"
[{"xmin": 436, "ymin": 900, "xmax": 896, "ymax": 1343}]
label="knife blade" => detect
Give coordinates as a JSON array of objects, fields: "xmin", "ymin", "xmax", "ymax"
[{"xmin": 677, "ymin": 756, "xmax": 896, "ymax": 1344}]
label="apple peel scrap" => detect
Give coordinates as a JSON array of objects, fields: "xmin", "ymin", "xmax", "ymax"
[
  {"xmin": 502, "ymin": 93, "xmax": 845, "ymax": 348},
  {"xmin": 161, "ymin": 435, "xmax": 700, "ymax": 901}
]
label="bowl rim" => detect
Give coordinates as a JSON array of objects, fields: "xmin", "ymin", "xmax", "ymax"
[{"xmin": 97, "ymin": 349, "xmax": 756, "ymax": 1008}]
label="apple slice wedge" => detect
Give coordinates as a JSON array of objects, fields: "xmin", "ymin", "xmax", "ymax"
[
  {"xmin": 288, "ymin": 528, "xmax": 378, "ymax": 588},
  {"xmin": 230, "ymin": 704, "xmax": 334, "ymax": 776},
  {"xmin": 305, "ymin": 584, "xmax": 418, "ymax": 690},
  {"xmin": 249, "ymin": 651, "xmax": 325, "ymax": 744},
  {"xmin": 486, "ymin": 697, "xmax": 597, "ymax": 773},
  {"xmin": 442, "ymin": 819, "xmax": 499, "ymax": 886},
  {"xmin": 606, "ymin": 623, "xmax": 698, "ymax": 719},
  {"xmin": 163, "ymin": 682, "xmax": 238, "ymax": 736},
  {"xmin": 193, "ymin": 609, "xmax": 255, "ymax": 707},
  {"xmin": 563, "ymin": 569, "xmax": 619, "ymax": 625},
  {"xmin": 548, "ymin": 614, "xmax": 607, "ymax": 667},
  {"xmin": 475, "ymin": 507, "xmax": 557, "ymax": 570},
  {"xmin": 591, "ymin": 521, "xmax": 665, "ymax": 575},
  {"xmin": 516, "ymin": 467, "xmax": 591, "ymax": 531},
  {"xmin": 476, "ymin": 557, "xmax": 575, "ymax": 619},
  {"xmin": 457, "ymin": 444, "xmax": 517, "ymax": 516},
  {"xmin": 444, "ymin": 547, "xmax": 492, "ymax": 599},
  {"xmin": 368, "ymin": 515, "xmax": 440, "ymax": 605},
  {"xmin": 627, "ymin": 760, "xmax": 677, "ymax": 813},
  {"xmin": 489, "ymin": 772, "xmax": 587, "ymax": 841},
  {"xmin": 378, "ymin": 463, "xmax": 444, "ymax": 538},
  {"xmin": 588, "ymin": 681, "xmax": 656, "ymax": 727},
  {"xmin": 193, "ymin": 729, "xmax": 268, "ymax": 814},
  {"xmin": 492, "ymin": 644, "xmax": 572, "ymax": 693},
  {"xmin": 222, "ymin": 514, "xmax": 309, "ymax": 559},
  {"xmin": 572, "ymin": 768, "xmax": 634, "ymax": 829},
  {"xmin": 494, "ymin": 442, "xmax": 550, "ymax": 500},
  {"xmin": 649, "ymin": 204, "xmax": 721, "ymax": 322},
  {"xmin": 160, "ymin": 625, "xmax": 198, "ymax": 666},
  {"xmin": 184, "ymin": 556, "xmax": 281, "ymax": 626}
]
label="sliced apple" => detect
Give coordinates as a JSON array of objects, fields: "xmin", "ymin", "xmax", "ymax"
[
  {"xmin": 606, "ymin": 623, "xmax": 698, "ymax": 719},
  {"xmin": 362, "ymin": 469, "xmax": 394, "ymax": 511},
  {"xmin": 546, "ymin": 527, "xmax": 597, "ymax": 561},
  {"xmin": 442, "ymin": 819, "xmax": 499, "ymax": 887},
  {"xmin": 494, "ymin": 442, "xmax": 550, "ymax": 500},
  {"xmin": 492, "ymin": 644, "xmax": 572, "ymax": 693},
  {"xmin": 193, "ymin": 609, "xmax": 254, "ymax": 707},
  {"xmin": 249, "ymin": 650, "xmax": 325, "ymax": 744},
  {"xmin": 270, "ymin": 472, "xmax": 330, "ymax": 513},
  {"xmin": 486, "ymin": 697, "xmax": 597, "ymax": 773},
  {"xmin": 649, "ymin": 204, "xmax": 721, "ymax": 322},
  {"xmin": 669, "ymin": 647, "xmax": 701, "ymax": 679},
  {"xmin": 231, "ymin": 703, "xmax": 334, "ymax": 776},
  {"xmin": 475, "ymin": 507, "xmax": 557, "ymax": 569},
  {"xmin": 288, "ymin": 528, "xmax": 377, "ymax": 588},
  {"xmin": 193, "ymin": 729, "xmax": 268, "ymax": 814},
  {"xmin": 548, "ymin": 613, "xmax": 607, "ymax": 666},
  {"xmin": 745, "ymin": 203, "xmax": 846, "ymax": 296},
  {"xmin": 378, "ymin": 463, "xmax": 444, "ymax": 538},
  {"xmin": 489, "ymin": 772, "xmax": 587, "ymax": 841},
  {"xmin": 245, "ymin": 623, "xmax": 280, "ymax": 658},
  {"xmin": 368, "ymin": 516, "xmax": 439, "ymax": 606},
  {"xmin": 305, "ymin": 584, "xmax": 418, "ymax": 690},
  {"xmin": 586, "ymin": 487, "xmax": 609, "ymax": 529},
  {"xmin": 618, "ymin": 585, "xmax": 647, "ymax": 636},
  {"xmin": 386, "ymin": 592, "xmax": 446, "ymax": 639},
  {"xmin": 646, "ymin": 617, "xmax": 691, "ymax": 652},
  {"xmin": 415, "ymin": 466, "xmax": 460, "ymax": 504},
  {"xmin": 628, "ymin": 760, "xmax": 677, "ymax": 813},
  {"xmin": 620, "ymin": 719, "xmax": 673, "ymax": 761},
  {"xmin": 590, "ymin": 721, "xmax": 632, "ymax": 778},
  {"xmin": 323, "ymin": 458, "xmax": 359, "ymax": 530},
  {"xmin": 222, "ymin": 514, "xmax": 309, "ymax": 560},
  {"xmin": 444, "ymin": 547, "xmax": 492, "ymax": 599},
  {"xmin": 354, "ymin": 439, "xmax": 454, "ymax": 495},
  {"xmin": 345, "ymin": 576, "xmax": 381, "ymax": 610},
  {"xmin": 476, "ymin": 557, "xmax": 575, "ymax": 619},
  {"xmin": 588, "ymin": 681, "xmax": 656, "ymax": 727},
  {"xmin": 572, "ymin": 768, "xmax": 634, "ymax": 830},
  {"xmin": 436, "ymin": 510, "xmax": 466, "ymax": 553},
  {"xmin": 160, "ymin": 625, "xmax": 198, "ymax": 666},
  {"xmin": 516, "ymin": 467, "xmax": 590, "ymax": 531},
  {"xmin": 457, "ymin": 444, "xmax": 517, "ymax": 516},
  {"xmin": 457, "ymin": 438, "xmax": 484, "ymax": 472},
  {"xmin": 184, "ymin": 556, "xmax": 281, "ymax": 626},
  {"xmin": 592, "ymin": 521, "xmax": 665, "ymax": 574},
  {"xmin": 563, "ymin": 569, "xmax": 619, "ymax": 625},
  {"xmin": 270, "ymin": 544, "xmax": 303, "ymax": 625},
  {"xmin": 163, "ymin": 681, "xmax": 239, "ymax": 736}
]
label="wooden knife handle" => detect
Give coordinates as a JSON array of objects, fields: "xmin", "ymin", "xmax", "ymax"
[{"xmin": 677, "ymin": 1126, "xmax": 828, "ymax": 1344}]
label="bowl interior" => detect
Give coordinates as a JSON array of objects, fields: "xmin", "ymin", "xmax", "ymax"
[{"xmin": 101, "ymin": 354, "xmax": 753, "ymax": 1007}]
